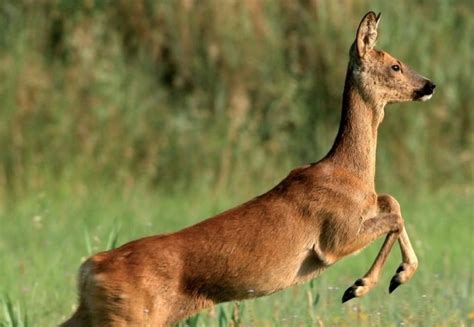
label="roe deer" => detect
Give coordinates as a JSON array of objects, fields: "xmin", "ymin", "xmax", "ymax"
[{"xmin": 60, "ymin": 11, "xmax": 435, "ymax": 326}]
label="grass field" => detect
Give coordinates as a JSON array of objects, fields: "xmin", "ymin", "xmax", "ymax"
[{"xmin": 0, "ymin": 180, "xmax": 472, "ymax": 326}]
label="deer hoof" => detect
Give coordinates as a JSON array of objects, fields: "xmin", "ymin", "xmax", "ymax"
[
  {"xmin": 341, "ymin": 278, "xmax": 365, "ymax": 303},
  {"xmin": 389, "ymin": 262, "xmax": 417, "ymax": 293},
  {"xmin": 342, "ymin": 286, "xmax": 357, "ymax": 303},
  {"xmin": 389, "ymin": 275, "xmax": 402, "ymax": 293}
]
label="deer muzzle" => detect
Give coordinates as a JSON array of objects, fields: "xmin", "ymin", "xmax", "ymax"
[{"xmin": 414, "ymin": 80, "xmax": 436, "ymax": 101}]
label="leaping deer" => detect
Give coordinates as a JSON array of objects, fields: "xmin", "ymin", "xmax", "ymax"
[{"xmin": 61, "ymin": 11, "xmax": 435, "ymax": 326}]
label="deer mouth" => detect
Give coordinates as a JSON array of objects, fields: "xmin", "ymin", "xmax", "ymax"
[
  {"xmin": 414, "ymin": 90, "xmax": 434, "ymax": 102},
  {"xmin": 414, "ymin": 81, "xmax": 436, "ymax": 101},
  {"xmin": 416, "ymin": 93, "xmax": 433, "ymax": 101}
]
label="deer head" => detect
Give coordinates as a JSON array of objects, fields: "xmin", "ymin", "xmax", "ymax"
[{"xmin": 349, "ymin": 12, "xmax": 435, "ymax": 108}]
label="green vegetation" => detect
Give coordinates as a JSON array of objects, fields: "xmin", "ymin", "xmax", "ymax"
[
  {"xmin": 0, "ymin": 0, "xmax": 472, "ymax": 326},
  {"xmin": 0, "ymin": 184, "xmax": 472, "ymax": 325},
  {"xmin": 0, "ymin": 0, "xmax": 472, "ymax": 196}
]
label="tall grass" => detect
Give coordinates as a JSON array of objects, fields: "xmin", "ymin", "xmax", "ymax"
[
  {"xmin": 0, "ymin": 0, "xmax": 472, "ymax": 201},
  {"xmin": 0, "ymin": 294, "xmax": 28, "ymax": 327}
]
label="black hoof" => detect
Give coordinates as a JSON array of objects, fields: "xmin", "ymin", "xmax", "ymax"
[
  {"xmin": 396, "ymin": 265, "xmax": 405, "ymax": 273},
  {"xmin": 389, "ymin": 276, "xmax": 401, "ymax": 293},
  {"xmin": 342, "ymin": 286, "xmax": 357, "ymax": 303},
  {"xmin": 342, "ymin": 279, "xmax": 365, "ymax": 303},
  {"xmin": 354, "ymin": 278, "xmax": 365, "ymax": 286}
]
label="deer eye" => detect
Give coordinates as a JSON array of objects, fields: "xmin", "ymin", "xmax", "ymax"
[{"xmin": 391, "ymin": 65, "xmax": 400, "ymax": 72}]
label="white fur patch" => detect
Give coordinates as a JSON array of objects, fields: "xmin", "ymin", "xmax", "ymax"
[{"xmin": 420, "ymin": 93, "xmax": 433, "ymax": 101}]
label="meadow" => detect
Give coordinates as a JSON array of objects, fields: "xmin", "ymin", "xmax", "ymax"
[
  {"xmin": 0, "ymin": 182, "xmax": 472, "ymax": 326},
  {"xmin": 0, "ymin": 0, "xmax": 473, "ymax": 326}
]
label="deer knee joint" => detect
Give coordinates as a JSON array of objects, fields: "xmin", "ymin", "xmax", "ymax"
[
  {"xmin": 377, "ymin": 194, "xmax": 401, "ymax": 214},
  {"xmin": 393, "ymin": 215, "xmax": 404, "ymax": 233}
]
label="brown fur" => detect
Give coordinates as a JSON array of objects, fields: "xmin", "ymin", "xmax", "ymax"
[{"xmin": 60, "ymin": 12, "xmax": 434, "ymax": 326}]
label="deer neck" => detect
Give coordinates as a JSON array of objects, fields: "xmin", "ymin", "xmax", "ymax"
[{"xmin": 326, "ymin": 71, "xmax": 384, "ymax": 189}]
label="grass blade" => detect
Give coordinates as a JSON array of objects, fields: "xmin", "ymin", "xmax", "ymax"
[
  {"xmin": 218, "ymin": 306, "xmax": 228, "ymax": 327},
  {"xmin": 106, "ymin": 223, "xmax": 121, "ymax": 250},
  {"xmin": 0, "ymin": 294, "xmax": 27, "ymax": 327}
]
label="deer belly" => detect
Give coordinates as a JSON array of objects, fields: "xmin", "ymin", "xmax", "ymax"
[{"xmin": 186, "ymin": 250, "xmax": 323, "ymax": 302}]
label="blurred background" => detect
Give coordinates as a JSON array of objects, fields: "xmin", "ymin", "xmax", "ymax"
[
  {"xmin": 0, "ymin": 0, "xmax": 472, "ymax": 199},
  {"xmin": 0, "ymin": 0, "xmax": 472, "ymax": 325}
]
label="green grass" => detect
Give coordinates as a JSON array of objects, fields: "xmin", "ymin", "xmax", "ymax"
[
  {"xmin": 0, "ymin": 181, "xmax": 472, "ymax": 326},
  {"xmin": 0, "ymin": 294, "xmax": 28, "ymax": 327}
]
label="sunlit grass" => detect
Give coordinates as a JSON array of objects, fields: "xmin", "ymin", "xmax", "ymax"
[
  {"xmin": 0, "ymin": 181, "xmax": 471, "ymax": 326},
  {"xmin": 0, "ymin": 294, "xmax": 28, "ymax": 327}
]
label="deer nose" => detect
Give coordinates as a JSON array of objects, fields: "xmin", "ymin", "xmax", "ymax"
[{"xmin": 422, "ymin": 81, "xmax": 436, "ymax": 95}]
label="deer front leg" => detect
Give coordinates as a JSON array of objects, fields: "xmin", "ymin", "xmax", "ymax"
[
  {"xmin": 341, "ymin": 194, "xmax": 419, "ymax": 302},
  {"xmin": 389, "ymin": 227, "xmax": 418, "ymax": 293},
  {"xmin": 341, "ymin": 213, "xmax": 403, "ymax": 302},
  {"xmin": 378, "ymin": 194, "xmax": 419, "ymax": 293}
]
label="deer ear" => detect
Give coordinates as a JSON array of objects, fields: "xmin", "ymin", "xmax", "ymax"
[{"xmin": 355, "ymin": 11, "xmax": 381, "ymax": 58}]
